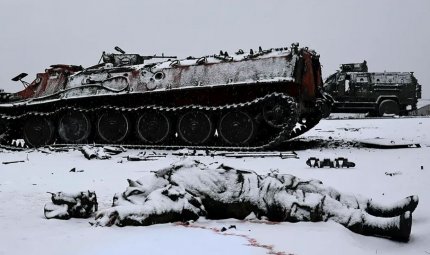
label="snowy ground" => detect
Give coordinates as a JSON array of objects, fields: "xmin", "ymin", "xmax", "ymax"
[{"xmin": 0, "ymin": 116, "xmax": 429, "ymax": 255}]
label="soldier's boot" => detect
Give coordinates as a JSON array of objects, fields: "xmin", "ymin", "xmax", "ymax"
[
  {"xmin": 347, "ymin": 211, "xmax": 412, "ymax": 242},
  {"xmin": 366, "ymin": 195, "xmax": 419, "ymax": 218}
]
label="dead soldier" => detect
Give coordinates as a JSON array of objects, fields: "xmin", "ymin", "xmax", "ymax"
[{"xmin": 95, "ymin": 160, "xmax": 418, "ymax": 242}]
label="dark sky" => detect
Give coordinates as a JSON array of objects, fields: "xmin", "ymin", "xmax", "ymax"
[{"xmin": 1, "ymin": 0, "xmax": 429, "ymax": 98}]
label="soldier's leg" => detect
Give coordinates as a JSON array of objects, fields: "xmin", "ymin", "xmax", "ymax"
[
  {"xmin": 322, "ymin": 195, "xmax": 413, "ymax": 242},
  {"xmin": 294, "ymin": 178, "xmax": 418, "ymax": 217},
  {"xmin": 266, "ymin": 188, "xmax": 413, "ymax": 241},
  {"xmin": 365, "ymin": 195, "xmax": 419, "ymax": 217},
  {"xmin": 269, "ymin": 190, "xmax": 327, "ymax": 222}
]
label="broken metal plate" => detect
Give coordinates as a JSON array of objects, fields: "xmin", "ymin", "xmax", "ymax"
[{"xmin": 358, "ymin": 138, "xmax": 421, "ymax": 149}]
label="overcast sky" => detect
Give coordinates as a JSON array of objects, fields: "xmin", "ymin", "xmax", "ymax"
[{"xmin": 1, "ymin": 0, "xmax": 429, "ymax": 98}]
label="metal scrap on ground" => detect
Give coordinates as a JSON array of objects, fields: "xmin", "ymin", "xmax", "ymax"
[
  {"xmin": 221, "ymin": 151, "xmax": 298, "ymax": 159},
  {"xmin": 2, "ymin": 160, "xmax": 26, "ymax": 165},
  {"xmin": 78, "ymin": 146, "xmax": 299, "ymax": 161},
  {"xmin": 172, "ymin": 149, "xmax": 298, "ymax": 159},
  {"xmin": 358, "ymin": 138, "xmax": 421, "ymax": 149},
  {"xmin": 80, "ymin": 146, "xmax": 111, "ymax": 160},
  {"xmin": 306, "ymin": 157, "xmax": 356, "ymax": 168},
  {"xmin": 125, "ymin": 152, "xmax": 166, "ymax": 161}
]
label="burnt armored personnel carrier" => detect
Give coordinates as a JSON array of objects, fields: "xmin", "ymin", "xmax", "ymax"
[
  {"xmin": 0, "ymin": 44, "xmax": 332, "ymax": 149},
  {"xmin": 324, "ymin": 61, "xmax": 421, "ymax": 116}
]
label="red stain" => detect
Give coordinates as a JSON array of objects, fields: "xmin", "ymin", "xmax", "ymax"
[{"xmin": 175, "ymin": 222, "xmax": 293, "ymax": 255}]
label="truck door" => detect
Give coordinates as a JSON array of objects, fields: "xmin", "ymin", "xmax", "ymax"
[
  {"xmin": 336, "ymin": 73, "xmax": 353, "ymax": 102},
  {"xmin": 336, "ymin": 73, "xmax": 346, "ymax": 100},
  {"xmin": 352, "ymin": 73, "xmax": 371, "ymax": 102}
]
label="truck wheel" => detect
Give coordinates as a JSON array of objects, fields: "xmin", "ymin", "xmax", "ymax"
[{"xmin": 378, "ymin": 99, "xmax": 399, "ymax": 117}]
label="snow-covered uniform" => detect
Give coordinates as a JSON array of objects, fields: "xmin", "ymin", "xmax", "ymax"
[
  {"xmin": 95, "ymin": 160, "xmax": 418, "ymax": 242},
  {"xmin": 45, "ymin": 191, "xmax": 98, "ymax": 219}
]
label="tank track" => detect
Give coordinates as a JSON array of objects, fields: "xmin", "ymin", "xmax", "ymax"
[{"xmin": 0, "ymin": 92, "xmax": 312, "ymax": 151}]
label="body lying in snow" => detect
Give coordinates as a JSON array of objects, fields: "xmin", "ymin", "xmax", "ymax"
[{"xmin": 95, "ymin": 159, "xmax": 418, "ymax": 242}]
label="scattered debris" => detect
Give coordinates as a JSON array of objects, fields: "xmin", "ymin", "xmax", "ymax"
[
  {"xmin": 81, "ymin": 146, "xmax": 97, "ymax": 159},
  {"xmin": 44, "ymin": 191, "xmax": 98, "ymax": 220},
  {"xmin": 221, "ymin": 225, "xmax": 237, "ymax": 232},
  {"xmin": 47, "ymin": 146, "xmax": 72, "ymax": 152},
  {"xmin": 170, "ymin": 149, "xmax": 298, "ymax": 159},
  {"xmin": 103, "ymin": 146, "xmax": 126, "ymax": 155},
  {"xmin": 37, "ymin": 148, "xmax": 52, "ymax": 154},
  {"xmin": 306, "ymin": 157, "xmax": 355, "ymax": 168},
  {"xmin": 337, "ymin": 127, "xmax": 361, "ymax": 132},
  {"xmin": 126, "ymin": 155, "xmax": 156, "ymax": 161},
  {"xmin": 358, "ymin": 138, "xmax": 420, "ymax": 149},
  {"xmin": 80, "ymin": 146, "xmax": 111, "ymax": 160},
  {"xmin": 385, "ymin": 171, "xmax": 402, "ymax": 177},
  {"xmin": 2, "ymin": 153, "xmax": 30, "ymax": 164},
  {"xmin": 222, "ymin": 151, "xmax": 298, "ymax": 159},
  {"xmin": 69, "ymin": 168, "xmax": 84, "ymax": 173},
  {"xmin": 319, "ymin": 158, "xmax": 335, "ymax": 168},
  {"xmin": 125, "ymin": 151, "xmax": 166, "ymax": 161},
  {"xmin": 306, "ymin": 157, "xmax": 320, "ymax": 168},
  {"xmin": 171, "ymin": 149, "xmax": 201, "ymax": 156},
  {"xmin": 2, "ymin": 160, "xmax": 26, "ymax": 165}
]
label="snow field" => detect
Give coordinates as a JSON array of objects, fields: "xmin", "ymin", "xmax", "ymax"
[{"xmin": 0, "ymin": 116, "xmax": 429, "ymax": 255}]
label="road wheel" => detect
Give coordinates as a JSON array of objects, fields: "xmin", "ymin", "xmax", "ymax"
[
  {"xmin": 177, "ymin": 110, "xmax": 213, "ymax": 145},
  {"xmin": 136, "ymin": 111, "xmax": 171, "ymax": 144},
  {"xmin": 97, "ymin": 111, "xmax": 129, "ymax": 143},
  {"xmin": 0, "ymin": 119, "xmax": 7, "ymax": 137},
  {"xmin": 23, "ymin": 116, "xmax": 55, "ymax": 147},
  {"xmin": 218, "ymin": 110, "xmax": 255, "ymax": 145},
  {"xmin": 58, "ymin": 111, "xmax": 91, "ymax": 143},
  {"xmin": 378, "ymin": 99, "xmax": 399, "ymax": 116}
]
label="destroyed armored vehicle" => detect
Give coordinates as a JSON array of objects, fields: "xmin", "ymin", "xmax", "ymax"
[
  {"xmin": 0, "ymin": 44, "xmax": 332, "ymax": 149},
  {"xmin": 324, "ymin": 61, "xmax": 421, "ymax": 116}
]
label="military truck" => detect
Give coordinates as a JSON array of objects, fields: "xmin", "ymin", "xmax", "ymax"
[{"xmin": 324, "ymin": 61, "xmax": 421, "ymax": 116}]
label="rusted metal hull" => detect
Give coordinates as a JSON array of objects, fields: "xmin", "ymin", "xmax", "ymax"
[{"xmin": 0, "ymin": 45, "xmax": 331, "ymax": 149}]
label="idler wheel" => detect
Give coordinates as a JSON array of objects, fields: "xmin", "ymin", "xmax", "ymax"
[
  {"xmin": 58, "ymin": 111, "xmax": 91, "ymax": 143},
  {"xmin": 23, "ymin": 116, "xmax": 55, "ymax": 147},
  {"xmin": 262, "ymin": 100, "xmax": 290, "ymax": 128},
  {"xmin": 177, "ymin": 110, "xmax": 213, "ymax": 145},
  {"xmin": 218, "ymin": 110, "xmax": 255, "ymax": 145},
  {"xmin": 97, "ymin": 111, "xmax": 129, "ymax": 143},
  {"xmin": 136, "ymin": 111, "xmax": 171, "ymax": 144}
]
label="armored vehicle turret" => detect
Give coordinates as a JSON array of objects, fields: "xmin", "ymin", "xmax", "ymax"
[
  {"xmin": 324, "ymin": 61, "xmax": 421, "ymax": 116},
  {"xmin": 0, "ymin": 44, "xmax": 332, "ymax": 149}
]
